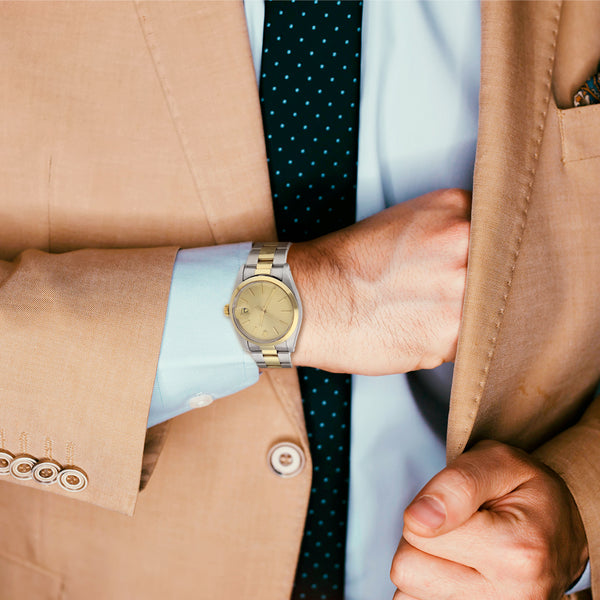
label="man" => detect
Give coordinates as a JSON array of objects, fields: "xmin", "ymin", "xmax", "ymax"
[{"xmin": 0, "ymin": 2, "xmax": 598, "ymax": 600}]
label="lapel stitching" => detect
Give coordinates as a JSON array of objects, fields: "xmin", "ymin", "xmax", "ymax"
[{"xmin": 448, "ymin": 1, "xmax": 563, "ymax": 461}]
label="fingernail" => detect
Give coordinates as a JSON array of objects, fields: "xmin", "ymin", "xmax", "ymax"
[{"xmin": 407, "ymin": 495, "xmax": 446, "ymax": 529}]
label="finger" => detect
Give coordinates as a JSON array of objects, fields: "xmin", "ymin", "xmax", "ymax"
[
  {"xmin": 403, "ymin": 440, "xmax": 535, "ymax": 537},
  {"xmin": 390, "ymin": 538, "xmax": 487, "ymax": 600},
  {"xmin": 392, "ymin": 591, "xmax": 419, "ymax": 600},
  {"xmin": 403, "ymin": 509, "xmax": 501, "ymax": 569}
]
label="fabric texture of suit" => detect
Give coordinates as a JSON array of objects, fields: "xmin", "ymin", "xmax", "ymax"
[{"xmin": 0, "ymin": 2, "xmax": 599, "ymax": 598}]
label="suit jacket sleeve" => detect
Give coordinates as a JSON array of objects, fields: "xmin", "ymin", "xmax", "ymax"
[
  {"xmin": 0, "ymin": 1, "xmax": 272, "ymax": 517},
  {"xmin": 533, "ymin": 391, "xmax": 600, "ymax": 599},
  {"xmin": 0, "ymin": 246, "xmax": 178, "ymax": 515}
]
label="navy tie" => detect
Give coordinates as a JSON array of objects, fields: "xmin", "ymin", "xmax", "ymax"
[{"xmin": 259, "ymin": 2, "xmax": 363, "ymax": 598}]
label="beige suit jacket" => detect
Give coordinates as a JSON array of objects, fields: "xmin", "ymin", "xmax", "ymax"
[{"xmin": 0, "ymin": 1, "xmax": 599, "ymax": 598}]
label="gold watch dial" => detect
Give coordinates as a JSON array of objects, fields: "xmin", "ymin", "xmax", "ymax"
[{"xmin": 231, "ymin": 277, "xmax": 298, "ymax": 345}]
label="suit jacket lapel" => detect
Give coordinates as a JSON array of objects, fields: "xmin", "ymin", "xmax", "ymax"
[
  {"xmin": 447, "ymin": 0, "xmax": 563, "ymax": 462},
  {"xmin": 134, "ymin": 0, "xmax": 276, "ymax": 245}
]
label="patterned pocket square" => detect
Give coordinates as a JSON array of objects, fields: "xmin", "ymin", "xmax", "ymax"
[{"xmin": 573, "ymin": 61, "xmax": 600, "ymax": 107}]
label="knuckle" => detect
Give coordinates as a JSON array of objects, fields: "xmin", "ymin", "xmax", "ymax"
[
  {"xmin": 390, "ymin": 543, "xmax": 418, "ymax": 590},
  {"xmin": 389, "ymin": 556, "xmax": 408, "ymax": 588},
  {"xmin": 447, "ymin": 219, "xmax": 471, "ymax": 240},
  {"xmin": 473, "ymin": 439, "xmax": 502, "ymax": 450},
  {"xmin": 515, "ymin": 543, "xmax": 550, "ymax": 582},
  {"xmin": 438, "ymin": 221, "xmax": 470, "ymax": 267},
  {"xmin": 475, "ymin": 440, "xmax": 520, "ymax": 462},
  {"xmin": 507, "ymin": 529, "xmax": 553, "ymax": 584},
  {"xmin": 439, "ymin": 466, "xmax": 480, "ymax": 503},
  {"xmin": 481, "ymin": 441, "xmax": 535, "ymax": 476},
  {"xmin": 417, "ymin": 354, "xmax": 445, "ymax": 371},
  {"xmin": 453, "ymin": 266, "xmax": 468, "ymax": 299},
  {"xmin": 441, "ymin": 187, "xmax": 471, "ymax": 211},
  {"xmin": 449, "ymin": 221, "xmax": 471, "ymax": 257},
  {"xmin": 439, "ymin": 267, "xmax": 467, "ymax": 306},
  {"xmin": 435, "ymin": 307, "xmax": 460, "ymax": 357}
]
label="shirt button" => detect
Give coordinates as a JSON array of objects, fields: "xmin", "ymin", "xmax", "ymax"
[
  {"xmin": 58, "ymin": 467, "xmax": 88, "ymax": 492},
  {"xmin": 10, "ymin": 455, "xmax": 37, "ymax": 480},
  {"xmin": 0, "ymin": 450, "xmax": 15, "ymax": 475},
  {"xmin": 268, "ymin": 442, "xmax": 306, "ymax": 478},
  {"xmin": 188, "ymin": 393, "xmax": 215, "ymax": 409}
]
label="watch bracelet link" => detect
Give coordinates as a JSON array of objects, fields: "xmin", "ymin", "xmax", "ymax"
[
  {"xmin": 245, "ymin": 242, "xmax": 294, "ymax": 369},
  {"xmin": 242, "ymin": 242, "xmax": 291, "ymax": 279},
  {"xmin": 251, "ymin": 349, "xmax": 293, "ymax": 369}
]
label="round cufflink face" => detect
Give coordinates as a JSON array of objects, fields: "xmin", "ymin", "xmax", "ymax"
[
  {"xmin": 10, "ymin": 456, "xmax": 38, "ymax": 480},
  {"xmin": 58, "ymin": 468, "xmax": 88, "ymax": 492},
  {"xmin": 0, "ymin": 450, "xmax": 15, "ymax": 475},
  {"xmin": 32, "ymin": 461, "xmax": 62, "ymax": 485}
]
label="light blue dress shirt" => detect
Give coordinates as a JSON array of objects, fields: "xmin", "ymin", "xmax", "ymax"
[{"xmin": 149, "ymin": 1, "xmax": 590, "ymax": 596}]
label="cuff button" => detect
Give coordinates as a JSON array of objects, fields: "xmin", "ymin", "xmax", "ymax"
[
  {"xmin": 10, "ymin": 456, "xmax": 38, "ymax": 480},
  {"xmin": 188, "ymin": 393, "xmax": 215, "ymax": 409},
  {"xmin": 33, "ymin": 461, "xmax": 62, "ymax": 485},
  {"xmin": 58, "ymin": 468, "xmax": 88, "ymax": 492},
  {"xmin": 0, "ymin": 450, "xmax": 15, "ymax": 475}
]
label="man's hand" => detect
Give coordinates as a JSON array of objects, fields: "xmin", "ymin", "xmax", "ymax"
[
  {"xmin": 390, "ymin": 440, "xmax": 589, "ymax": 600},
  {"xmin": 289, "ymin": 188, "xmax": 470, "ymax": 375}
]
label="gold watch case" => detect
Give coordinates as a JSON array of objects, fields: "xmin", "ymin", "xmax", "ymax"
[{"xmin": 226, "ymin": 275, "xmax": 300, "ymax": 346}]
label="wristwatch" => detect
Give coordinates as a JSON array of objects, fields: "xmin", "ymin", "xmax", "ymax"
[{"xmin": 224, "ymin": 242, "xmax": 302, "ymax": 368}]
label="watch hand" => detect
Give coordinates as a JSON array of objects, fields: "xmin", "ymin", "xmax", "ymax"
[
  {"xmin": 264, "ymin": 287, "xmax": 276, "ymax": 312},
  {"xmin": 259, "ymin": 288, "xmax": 276, "ymax": 327}
]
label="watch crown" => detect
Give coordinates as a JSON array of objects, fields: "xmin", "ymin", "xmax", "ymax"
[{"xmin": 223, "ymin": 305, "xmax": 230, "ymax": 316}]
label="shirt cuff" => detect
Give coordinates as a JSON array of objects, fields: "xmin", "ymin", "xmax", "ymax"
[
  {"xmin": 148, "ymin": 243, "xmax": 258, "ymax": 427},
  {"xmin": 566, "ymin": 560, "xmax": 591, "ymax": 594}
]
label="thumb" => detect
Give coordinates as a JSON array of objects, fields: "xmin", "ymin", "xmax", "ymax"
[{"xmin": 404, "ymin": 441, "xmax": 535, "ymax": 537}]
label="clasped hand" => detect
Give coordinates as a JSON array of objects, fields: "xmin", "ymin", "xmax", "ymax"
[
  {"xmin": 392, "ymin": 441, "xmax": 588, "ymax": 599},
  {"xmin": 289, "ymin": 188, "xmax": 470, "ymax": 375}
]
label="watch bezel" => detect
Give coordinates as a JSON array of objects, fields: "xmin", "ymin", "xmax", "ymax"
[{"xmin": 229, "ymin": 275, "xmax": 300, "ymax": 346}]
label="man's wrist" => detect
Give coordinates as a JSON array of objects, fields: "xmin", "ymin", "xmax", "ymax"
[
  {"xmin": 287, "ymin": 242, "xmax": 315, "ymax": 368},
  {"xmin": 287, "ymin": 240, "xmax": 342, "ymax": 370},
  {"xmin": 225, "ymin": 242, "xmax": 309, "ymax": 369}
]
